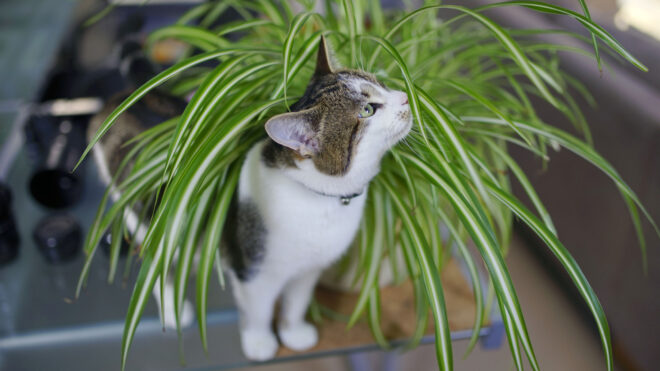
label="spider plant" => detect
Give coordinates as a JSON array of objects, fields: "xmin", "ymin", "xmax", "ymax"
[{"xmin": 76, "ymin": 1, "xmax": 657, "ymax": 370}]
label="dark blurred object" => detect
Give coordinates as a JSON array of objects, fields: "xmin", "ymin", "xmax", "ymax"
[
  {"xmin": 33, "ymin": 214, "xmax": 82, "ymax": 263},
  {"xmin": 0, "ymin": 183, "xmax": 20, "ymax": 266},
  {"xmin": 100, "ymin": 229, "xmax": 130, "ymax": 258},
  {"xmin": 119, "ymin": 39, "xmax": 160, "ymax": 87},
  {"xmin": 40, "ymin": 10, "xmax": 152, "ymax": 101},
  {"xmin": 26, "ymin": 115, "xmax": 88, "ymax": 209},
  {"xmin": 41, "ymin": 69, "xmax": 127, "ymax": 101}
]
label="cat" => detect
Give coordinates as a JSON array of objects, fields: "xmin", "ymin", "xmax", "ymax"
[
  {"xmin": 89, "ymin": 36, "xmax": 412, "ymax": 361},
  {"xmin": 224, "ymin": 37, "xmax": 411, "ymax": 360}
]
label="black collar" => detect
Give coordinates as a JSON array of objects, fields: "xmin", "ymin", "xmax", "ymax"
[{"xmin": 305, "ymin": 187, "xmax": 364, "ymax": 205}]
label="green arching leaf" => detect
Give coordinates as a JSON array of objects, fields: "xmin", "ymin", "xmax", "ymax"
[
  {"xmin": 121, "ymin": 239, "xmax": 165, "ymax": 371},
  {"xmin": 118, "ymin": 152, "xmax": 168, "ymax": 192},
  {"xmin": 367, "ymin": 287, "xmax": 390, "ymax": 349},
  {"xmin": 211, "ymin": 73, "xmax": 278, "ymax": 126},
  {"xmin": 529, "ymin": 60, "xmax": 563, "ymax": 94},
  {"xmin": 170, "ymin": 59, "xmax": 254, "ymax": 178},
  {"xmin": 440, "ymin": 5, "xmax": 558, "ymax": 108},
  {"xmin": 272, "ymin": 30, "xmax": 323, "ymax": 101},
  {"xmin": 382, "ymin": 178, "xmax": 453, "ymax": 371},
  {"xmin": 622, "ymin": 196, "xmax": 648, "ymax": 273},
  {"xmin": 464, "ymin": 144, "xmax": 503, "ymax": 188},
  {"xmin": 198, "ymin": 0, "xmax": 233, "ymax": 28},
  {"xmin": 562, "ymin": 72, "xmax": 597, "ymax": 108},
  {"xmin": 421, "ymin": 203, "xmax": 443, "ymax": 268},
  {"xmin": 161, "ymin": 55, "xmax": 250, "ymax": 178},
  {"xmin": 75, "ymin": 136, "xmax": 155, "ymax": 296},
  {"xmin": 382, "ymin": 194, "xmax": 402, "ymax": 284},
  {"xmin": 84, "ymin": 154, "xmax": 166, "ymax": 279},
  {"xmin": 83, "ymin": 3, "xmax": 116, "ymax": 27},
  {"xmin": 406, "ymin": 276, "xmax": 429, "ymax": 350},
  {"xmin": 366, "ymin": 5, "xmax": 456, "ymax": 69},
  {"xmin": 147, "ymin": 25, "xmax": 230, "ymax": 51},
  {"xmin": 498, "ymin": 299, "xmax": 524, "ymax": 371},
  {"xmin": 173, "ymin": 178, "xmax": 216, "ymax": 332},
  {"xmin": 392, "ymin": 151, "xmax": 418, "ymax": 207},
  {"xmin": 368, "ymin": 0, "xmax": 386, "ymax": 36},
  {"xmin": 352, "ymin": 217, "xmax": 370, "ymax": 289},
  {"xmin": 227, "ymin": 1, "xmax": 254, "ymax": 23},
  {"xmin": 485, "ymin": 180, "xmax": 614, "ymax": 371},
  {"xmin": 124, "ymin": 117, "xmax": 178, "ymax": 149},
  {"xmin": 399, "ymin": 226, "xmax": 420, "ymax": 279},
  {"xmin": 131, "ymin": 133, "xmax": 172, "ymax": 173},
  {"xmin": 465, "ymin": 116, "xmax": 660, "ymax": 248},
  {"xmin": 341, "ymin": 0, "xmax": 358, "ymax": 63},
  {"xmin": 457, "ymin": 127, "xmax": 548, "ymax": 159},
  {"xmin": 279, "ymin": 0, "xmax": 295, "ymax": 23},
  {"xmin": 484, "ymin": 139, "xmax": 556, "ymax": 235},
  {"xmin": 256, "ymin": 0, "xmax": 285, "ymax": 25},
  {"xmin": 165, "ymin": 59, "xmax": 279, "ymax": 185},
  {"xmin": 197, "ymin": 164, "xmax": 240, "ymax": 352},
  {"xmin": 169, "ymin": 144, "xmax": 249, "ymax": 322},
  {"xmin": 435, "ymin": 206, "xmax": 485, "ymax": 357},
  {"xmin": 282, "ymin": 12, "xmax": 318, "ymax": 107},
  {"xmin": 486, "ymin": 1, "xmax": 646, "ymax": 71},
  {"xmin": 399, "ymin": 154, "xmax": 539, "ymax": 371},
  {"xmin": 378, "ymin": 3, "xmax": 623, "ymax": 107},
  {"xmin": 107, "ymin": 217, "xmax": 125, "ymax": 284},
  {"xmin": 444, "ymin": 79, "xmax": 534, "ymax": 148},
  {"xmin": 214, "ymin": 247, "xmax": 226, "ymax": 290},
  {"xmin": 216, "ymin": 19, "xmax": 276, "ymax": 37},
  {"xmin": 176, "ymin": 2, "xmax": 213, "ymax": 25},
  {"xmin": 415, "ymin": 89, "xmax": 492, "ymax": 215},
  {"xmin": 348, "ymin": 187, "xmax": 385, "ymax": 327}
]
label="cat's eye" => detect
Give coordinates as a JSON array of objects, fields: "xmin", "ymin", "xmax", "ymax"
[{"xmin": 358, "ymin": 103, "xmax": 377, "ymax": 118}]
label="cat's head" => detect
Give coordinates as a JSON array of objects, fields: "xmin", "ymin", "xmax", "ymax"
[{"xmin": 264, "ymin": 36, "xmax": 412, "ymax": 193}]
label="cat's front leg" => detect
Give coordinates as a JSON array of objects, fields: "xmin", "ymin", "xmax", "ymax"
[
  {"xmin": 230, "ymin": 272, "xmax": 284, "ymax": 361},
  {"xmin": 277, "ymin": 270, "xmax": 321, "ymax": 351}
]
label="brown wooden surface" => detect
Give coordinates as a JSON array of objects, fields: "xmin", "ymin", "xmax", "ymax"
[{"xmin": 276, "ymin": 258, "xmax": 477, "ymax": 357}]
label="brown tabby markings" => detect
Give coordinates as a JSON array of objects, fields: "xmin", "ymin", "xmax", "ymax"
[{"xmin": 262, "ymin": 39, "xmax": 388, "ymax": 176}]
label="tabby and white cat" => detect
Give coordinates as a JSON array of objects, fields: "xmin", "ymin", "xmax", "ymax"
[{"xmin": 89, "ymin": 36, "xmax": 411, "ymax": 361}]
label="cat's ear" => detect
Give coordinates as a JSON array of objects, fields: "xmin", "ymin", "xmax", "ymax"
[
  {"xmin": 314, "ymin": 35, "xmax": 334, "ymax": 76},
  {"xmin": 265, "ymin": 110, "xmax": 319, "ymax": 157}
]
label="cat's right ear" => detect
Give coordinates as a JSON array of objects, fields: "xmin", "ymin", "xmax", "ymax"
[
  {"xmin": 265, "ymin": 110, "xmax": 319, "ymax": 158},
  {"xmin": 314, "ymin": 35, "xmax": 334, "ymax": 76}
]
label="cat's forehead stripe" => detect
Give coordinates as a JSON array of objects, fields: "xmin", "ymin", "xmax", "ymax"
[
  {"xmin": 337, "ymin": 70, "xmax": 385, "ymax": 87},
  {"xmin": 290, "ymin": 69, "xmax": 387, "ymax": 112},
  {"xmin": 359, "ymin": 83, "xmax": 384, "ymax": 100}
]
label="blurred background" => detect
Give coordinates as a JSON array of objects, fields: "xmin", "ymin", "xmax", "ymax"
[{"xmin": 0, "ymin": 0, "xmax": 658, "ymax": 370}]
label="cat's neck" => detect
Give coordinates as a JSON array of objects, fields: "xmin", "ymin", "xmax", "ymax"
[{"xmin": 260, "ymin": 139, "xmax": 380, "ymax": 198}]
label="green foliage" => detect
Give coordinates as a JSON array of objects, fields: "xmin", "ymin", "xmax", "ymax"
[{"xmin": 77, "ymin": 1, "xmax": 656, "ymax": 370}]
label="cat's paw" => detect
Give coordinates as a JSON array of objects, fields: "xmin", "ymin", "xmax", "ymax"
[
  {"xmin": 161, "ymin": 299, "xmax": 195, "ymax": 330},
  {"xmin": 278, "ymin": 322, "xmax": 318, "ymax": 351},
  {"xmin": 240, "ymin": 329, "xmax": 279, "ymax": 361}
]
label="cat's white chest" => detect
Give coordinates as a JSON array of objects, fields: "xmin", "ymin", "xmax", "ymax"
[
  {"xmin": 238, "ymin": 142, "xmax": 366, "ymax": 271},
  {"xmin": 265, "ymin": 188, "xmax": 365, "ymax": 266}
]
